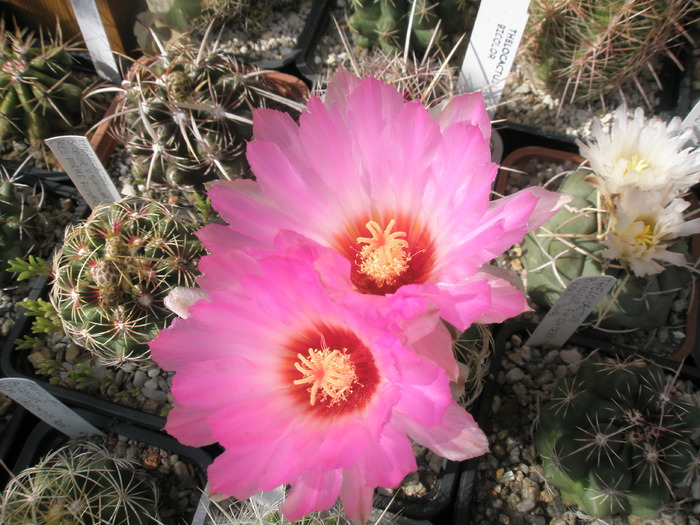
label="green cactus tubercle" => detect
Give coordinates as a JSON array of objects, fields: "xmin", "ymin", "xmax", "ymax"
[
  {"xmin": 520, "ymin": 171, "xmax": 692, "ymax": 330},
  {"xmin": 535, "ymin": 357, "xmax": 700, "ymax": 519},
  {"xmin": 0, "ymin": 24, "xmax": 85, "ymax": 144},
  {"xmin": 0, "ymin": 441, "xmax": 159, "ymax": 524},
  {"xmin": 50, "ymin": 197, "xmax": 205, "ymax": 366},
  {"xmin": 349, "ymin": 0, "xmax": 470, "ymax": 55}
]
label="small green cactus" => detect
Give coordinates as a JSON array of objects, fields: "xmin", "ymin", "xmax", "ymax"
[
  {"xmin": 524, "ymin": 0, "xmax": 699, "ymax": 101},
  {"xmin": 0, "ymin": 172, "xmax": 39, "ymax": 287},
  {"xmin": 520, "ymin": 171, "xmax": 692, "ymax": 330},
  {"xmin": 348, "ymin": 0, "xmax": 473, "ymax": 56},
  {"xmin": 0, "ymin": 441, "xmax": 159, "ymax": 524},
  {"xmin": 0, "ymin": 22, "xmax": 86, "ymax": 145},
  {"xmin": 535, "ymin": 356, "xmax": 700, "ymax": 519},
  {"xmin": 113, "ymin": 33, "xmax": 305, "ymax": 187},
  {"xmin": 50, "ymin": 197, "xmax": 205, "ymax": 366}
]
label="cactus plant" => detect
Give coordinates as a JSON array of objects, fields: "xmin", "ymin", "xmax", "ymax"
[
  {"xmin": 0, "ymin": 441, "xmax": 159, "ymax": 524},
  {"xmin": 523, "ymin": 0, "xmax": 699, "ymax": 102},
  {"xmin": 0, "ymin": 22, "xmax": 86, "ymax": 146},
  {"xmin": 0, "ymin": 170, "xmax": 39, "ymax": 287},
  {"xmin": 109, "ymin": 31, "xmax": 306, "ymax": 188},
  {"xmin": 520, "ymin": 170, "xmax": 693, "ymax": 330},
  {"xmin": 348, "ymin": 0, "xmax": 473, "ymax": 56},
  {"xmin": 50, "ymin": 197, "xmax": 205, "ymax": 366},
  {"xmin": 534, "ymin": 356, "xmax": 700, "ymax": 519}
]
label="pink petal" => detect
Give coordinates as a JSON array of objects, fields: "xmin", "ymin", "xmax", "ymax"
[
  {"xmin": 400, "ymin": 403, "xmax": 489, "ymax": 461},
  {"xmin": 404, "ymin": 320, "xmax": 460, "ymax": 382},
  {"xmin": 282, "ymin": 470, "xmax": 343, "ymax": 521},
  {"xmin": 322, "ymin": 66, "xmax": 364, "ymax": 113},
  {"xmin": 163, "ymin": 402, "xmax": 217, "ymax": 447},
  {"xmin": 435, "ymin": 92, "xmax": 492, "ymax": 143},
  {"xmin": 490, "ymin": 186, "xmax": 572, "ymax": 231},
  {"xmin": 339, "ymin": 466, "xmax": 375, "ymax": 525},
  {"xmin": 393, "ymin": 355, "xmax": 452, "ymax": 427}
]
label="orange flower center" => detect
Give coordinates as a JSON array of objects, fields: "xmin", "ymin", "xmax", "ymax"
[{"xmin": 293, "ymin": 345, "xmax": 357, "ymax": 406}]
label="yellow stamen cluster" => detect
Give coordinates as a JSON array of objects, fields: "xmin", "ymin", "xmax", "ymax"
[
  {"xmin": 625, "ymin": 155, "xmax": 650, "ymax": 174},
  {"xmin": 634, "ymin": 223, "xmax": 656, "ymax": 248},
  {"xmin": 293, "ymin": 346, "xmax": 357, "ymax": 406},
  {"xmin": 356, "ymin": 219, "xmax": 410, "ymax": 286}
]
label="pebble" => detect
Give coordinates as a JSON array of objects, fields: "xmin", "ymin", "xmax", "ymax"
[
  {"xmin": 505, "ymin": 367, "xmax": 525, "ymax": 383},
  {"xmin": 559, "ymin": 349, "xmax": 581, "ymax": 365}
]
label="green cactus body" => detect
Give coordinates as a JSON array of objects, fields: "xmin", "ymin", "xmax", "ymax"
[
  {"xmin": 520, "ymin": 171, "xmax": 692, "ymax": 330},
  {"xmin": 118, "ymin": 41, "xmax": 303, "ymax": 187},
  {"xmin": 525, "ymin": 0, "xmax": 698, "ymax": 101},
  {"xmin": 535, "ymin": 357, "xmax": 700, "ymax": 519},
  {"xmin": 349, "ymin": 0, "xmax": 470, "ymax": 55},
  {"xmin": 0, "ymin": 442, "xmax": 159, "ymax": 524},
  {"xmin": 0, "ymin": 25, "xmax": 85, "ymax": 145},
  {"xmin": 50, "ymin": 197, "xmax": 205, "ymax": 366},
  {"xmin": 0, "ymin": 176, "xmax": 38, "ymax": 286}
]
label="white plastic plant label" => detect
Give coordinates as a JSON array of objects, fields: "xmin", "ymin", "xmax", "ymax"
[
  {"xmin": 458, "ymin": 0, "xmax": 531, "ymax": 116},
  {"xmin": 69, "ymin": 0, "xmax": 121, "ymax": 83},
  {"xmin": 526, "ymin": 275, "xmax": 617, "ymax": 347},
  {"xmin": 45, "ymin": 135, "xmax": 121, "ymax": 208},
  {"xmin": 0, "ymin": 378, "xmax": 104, "ymax": 438},
  {"xmin": 191, "ymin": 488, "xmax": 210, "ymax": 525}
]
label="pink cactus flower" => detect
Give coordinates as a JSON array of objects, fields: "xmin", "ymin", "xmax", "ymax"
[
  {"xmin": 150, "ymin": 235, "xmax": 489, "ymax": 523},
  {"xmin": 200, "ymin": 68, "xmax": 568, "ymax": 332}
]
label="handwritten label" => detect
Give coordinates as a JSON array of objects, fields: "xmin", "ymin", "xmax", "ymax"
[
  {"xmin": 45, "ymin": 136, "xmax": 121, "ymax": 208},
  {"xmin": 69, "ymin": 0, "xmax": 121, "ymax": 83},
  {"xmin": 458, "ymin": 0, "xmax": 531, "ymax": 116},
  {"xmin": 0, "ymin": 378, "xmax": 104, "ymax": 438},
  {"xmin": 526, "ymin": 275, "xmax": 616, "ymax": 347}
]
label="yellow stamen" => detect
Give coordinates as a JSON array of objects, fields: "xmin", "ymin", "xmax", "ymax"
[
  {"xmin": 356, "ymin": 219, "xmax": 410, "ymax": 286},
  {"xmin": 293, "ymin": 346, "xmax": 357, "ymax": 406},
  {"xmin": 625, "ymin": 155, "xmax": 650, "ymax": 174},
  {"xmin": 634, "ymin": 223, "xmax": 656, "ymax": 248}
]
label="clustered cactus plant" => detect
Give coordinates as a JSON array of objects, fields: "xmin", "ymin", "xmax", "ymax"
[
  {"xmin": 50, "ymin": 197, "xmax": 205, "ymax": 366},
  {"xmin": 0, "ymin": 22, "xmax": 85, "ymax": 145},
  {"xmin": 520, "ymin": 170, "xmax": 692, "ymax": 330},
  {"xmin": 535, "ymin": 356, "xmax": 700, "ymax": 519},
  {"xmin": 524, "ymin": 0, "xmax": 699, "ymax": 102},
  {"xmin": 0, "ymin": 441, "xmax": 159, "ymax": 524},
  {"xmin": 113, "ymin": 32, "xmax": 305, "ymax": 187},
  {"xmin": 348, "ymin": 0, "xmax": 473, "ymax": 55}
]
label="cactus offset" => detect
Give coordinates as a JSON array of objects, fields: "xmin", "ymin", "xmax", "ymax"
[
  {"xmin": 0, "ymin": 22, "xmax": 85, "ymax": 145},
  {"xmin": 348, "ymin": 0, "xmax": 473, "ymax": 55},
  {"xmin": 50, "ymin": 197, "xmax": 205, "ymax": 366},
  {"xmin": 114, "ymin": 33, "xmax": 305, "ymax": 188},
  {"xmin": 524, "ymin": 0, "xmax": 699, "ymax": 102},
  {"xmin": 0, "ymin": 441, "xmax": 159, "ymax": 524},
  {"xmin": 535, "ymin": 356, "xmax": 700, "ymax": 519},
  {"xmin": 520, "ymin": 171, "xmax": 692, "ymax": 330}
]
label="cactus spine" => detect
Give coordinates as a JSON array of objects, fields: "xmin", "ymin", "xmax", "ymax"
[
  {"xmin": 0, "ymin": 171, "xmax": 38, "ymax": 287},
  {"xmin": 50, "ymin": 197, "xmax": 205, "ymax": 366},
  {"xmin": 535, "ymin": 356, "xmax": 700, "ymax": 519},
  {"xmin": 0, "ymin": 22, "xmax": 85, "ymax": 145},
  {"xmin": 520, "ymin": 170, "xmax": 692, "ymax": 330},
  {"xmin": 0, "ymin": 441, "xmax": 159, "ymax": 524},
  {"xmin": 115, "ymin": 33, "xmax": 305, "ymax": 187},
  {"xmin": 348, "ymin": 0, "xmax": 472, "ymax": 55},
  {"xmin": 524, "ymin": 0, "xmax": 699, "ymax": 101}
]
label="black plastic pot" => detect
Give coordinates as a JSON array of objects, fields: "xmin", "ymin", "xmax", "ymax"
[
  {"xmin": 8, "ymin": 406, "xmax": 212, "ymax": 525},
  {"xmin": 256, "ymin": 0, "xmax": 336, "ymax": 83},
  {"xmin": 451, "ymin": 320, "xmax": 700, "ymax": 523},
  {"xmin": 1, "ymin": 274, "xmax": 168, "ymax": 432}
]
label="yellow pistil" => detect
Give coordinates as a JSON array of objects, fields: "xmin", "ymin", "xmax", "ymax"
[
  {"xmin": 625, "ymin": 155, "xmax": 650, "ymax": 174},
  {"xmin": 293, "ymin": 346, "xmax": 357, "ymax": 406},
  {"xmin": 356, "ymin": 219, "xmax": 410, "ymax": 286},
  {"xmin": 634, "ymin": 223, "xmax": 656, "ymax": 248}
]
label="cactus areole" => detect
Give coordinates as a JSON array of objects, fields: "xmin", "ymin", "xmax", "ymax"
[{"xmin": 50, "ymin": 197, "xmax": 205, "ymax": 366}]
